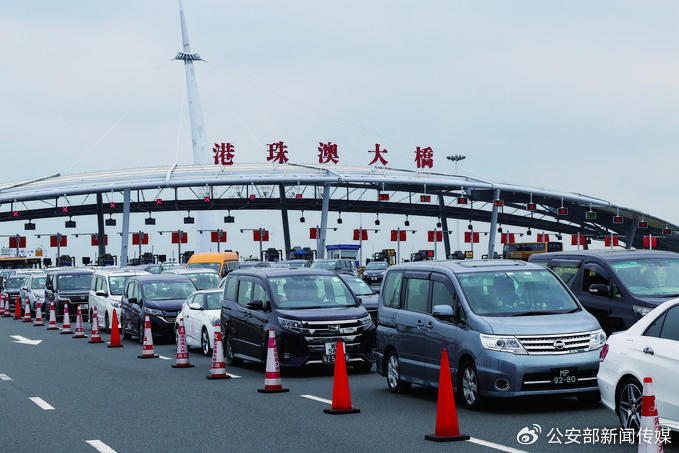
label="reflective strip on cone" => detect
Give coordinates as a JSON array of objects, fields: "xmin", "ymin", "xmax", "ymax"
[
  {"xmin": 60, "ymin": 303, "xmax": 72, "ymax": 334},
  {"xmin": 34, "ymin": 302, "xmax": 44, "ymax": 326},
  {"xmin": 207, "ymin": 322, "xmax": 229, "ymax": 379},
  {"xmin": 47, "ymin": 301, "xmax": 58, "ymax": 330},
  {"xmin": 171, "ymin": 318, "xmax": 193, "ymax": 368},
  {"xmin": 639, "ymin": 377, "xmax": 664, "ymax": 453},
  {"xmin": 22, "ymin": 300, "xmax": 32, "ymax": 322},
  {"xmin": 138, "ymin": 314, "xmax": 158, "ymax": 358}
]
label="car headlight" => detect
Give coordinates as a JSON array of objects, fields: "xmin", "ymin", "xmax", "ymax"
[
  {"xmin": 480, "ymin": 334, "xmax": 527, "ymax": 355},
  {"xmin": 633, "ymin": 305, "xmax": 653, "ymax": 317},
  {"xmin": 145, "ymin": 308, "xmax": 163, "ymax": 316},
  {"xmin": 278, "ymin": 317, "xmax": 303, "ymax": 332},
  {"xmin": 359, "ymin": 314, "xmax": 373, "ymax": 328},
  {"xmin": 587, "ymin": 329, "xmax": 607, "ymax": 351}
]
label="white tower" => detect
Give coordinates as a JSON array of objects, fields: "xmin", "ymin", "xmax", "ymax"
[{"xmin": 175, "ymin": 0, "xmax": 215, "ymax": 252}]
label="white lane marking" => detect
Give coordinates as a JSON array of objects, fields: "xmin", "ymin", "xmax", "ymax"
[
  {"xmin": 29, "ymin": 397, "xmax": 54, "ymax": 410},
  {"xmin": 226, "ymin": 372, "xmax": 241, "ymax": 379},
  {"xmin": 10, "ymin": 335, "xmax": 42, "ymax": 345},
  {"xmin": 0, "ymin": 373, "xmax": 12, "ymax": 381},
  {"xmin": 300, "ymin": 394, "xmax": 332, "ymax": 405},
  {"xmin": 158, "ymin": 355, "xmax": 171, "ymax": 360},
  {"xmin": 85, "ymin": 440, "xmax": 118, "ymax": 453},
  {"xmin": 468, "ymin": 437, "xmax": 529, "ymax": 453}
]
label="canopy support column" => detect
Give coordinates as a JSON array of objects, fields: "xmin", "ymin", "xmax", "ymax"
[
  {"xmin": 487, "ymin": 189, "xmax": 500, "ymax": 259},
  {"xmin": 120, "ymin": 189, "xmax": 131, "ymax": 265},
  {"xmin": 318, "ymin": 184, "xmax": 330, "ymax": 259}
]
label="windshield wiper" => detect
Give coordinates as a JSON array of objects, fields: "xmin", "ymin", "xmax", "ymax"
[{"xmin": 512, "ymin": 309, "xmax": 574, "ymax": 316}]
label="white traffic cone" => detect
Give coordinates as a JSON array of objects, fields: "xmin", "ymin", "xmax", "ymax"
[
  {"xmin": 89, "ymin": 306, "xmax": 103, "ymax": 343},
  {"xmin": 0, "ymin": 295, "xmax": 5, "ymax": 317},
  {"xmin": 22, "ymin": 299, "xmax": 32, "ymax": 322},
  {"xmin": 138, "ymin": 314, "xmax": 158, "ymax": 359},
  {"xmin": 33, "ymin": 302, "xmax": 44, "ymax": 326},
  {"xmin": 46, "ymin": 301, "xmax": 58, "ymax": 330},
  {"xmin": 60, "ymin": 303, "xmax": 72, "ymax": 334},
  {"xmin": 171, "ymin": 318, "xmax": 194, "ymax": 368},
  {"xmin": 638, "ymin": 377, "xmax": 664, "ymax": 453},
  {"xmin": 258, "ymin": 329, "xmax": 289, "ymax": 393},
  {"xmin": 207, "ymin": 322, "xmax": 229, "ymax": 380},
  {"xmin": 72, "ymin": 304, "xmax": 87, "ymax": 338}
]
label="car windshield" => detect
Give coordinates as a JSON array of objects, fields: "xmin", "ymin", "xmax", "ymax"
[
  {"xmin": 342, "ymin": 276, "xmax": 374, "ymax": 296},
  {"xmin": 109, "ymin": 276, "xmax": 134, "ymax": 296},
  {"xmin": 187, "ymin": 262, "xmax": 221, "ymax": 272},
  {"xmin": 142, "ymin": 282, "xmax": 196, "ymax": 301},
  {"xmin": 611, "ymin": 258, "xmax": 679, "ymax": 297},
  {"xmin": 57, "ymin": 274, "xmax": 92, "ymax": 291},
  {"xmin": 366, "ymin": 262, "xmax": 387, "ymax": 270},
  {"xmin": 32, "ymin": 277, "xmax": 46, "ymax": 290},
  {"xmin": 205, "ymin": 293, "xmax": 222, "ymax": 309},
  {"xmin": 269, "ymin": 275, "xmax": 357, "ymax": 309},
  {"xmin": 185, "ymin": 272, "xmax": 221, "ymax": 290},
  {"xmin": 457, "ymin": 270, "xmax": 579, "ymax": 316},
  {"xmin": 310, "ymin": 261, "xmax": 335, "ymax": 270},
  {"xmin": 226, "ymin": 262, "xmax": 240, "ymax": 272},
  {"xmin": 5, "ymin": 277, "xmax": 25, "ymax": 290}
]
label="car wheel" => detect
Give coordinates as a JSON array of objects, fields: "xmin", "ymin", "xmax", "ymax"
[
  {"xmin": 201, "ymin": 328, "xmax": 211, "ymax": 356},
  {"xmin": 458, "ymin": 360, "xmax": 483, "ymax": 410},
  {"xmin": 617, "ymin": 377, "xmax": 642, "ymax": 431},
  {"xmin": 224, "ymin": 332, "xmax": 242, "ymax": 365},
  {"xmin": 353, "ymin": 360, "xmax": 373, "ymax": 374},
  {"xmin": 385, "ymin": 350, "xmax": 411, "ymax": 393},
  {"xmin": 577, "ymin": 391, "xmax": 601, "ymax": 404}
]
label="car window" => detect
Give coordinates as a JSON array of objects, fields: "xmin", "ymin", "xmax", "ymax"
[
  {"xmin": 237, "ymin": 280, "xmax": 253, "ymax": 306},
  {"xmin": 660, "ymin": 306, "xmax": 679, "ymax": 341},
  {"xmin": 432, "ymin": 280, "xmax": 455, "ymax": 310},
  {"xmin": 253, "ymin": 282, "xmax": 268, "ymax": 303},
  {"xmin": 404, "ymin": 278, "xmax": 430, "ymax": 313},
  {"xmin": 206, "ymin": 293, "xmax": 222, "ymax": 309},
  {"xmin": 550, "ymin": 262, "xmax": 581, "ymax": 286},
  {"xmin": 56, "ymin": 274, "xmax": 92, "ymax": 291},
  {"xmin": 185, "ymin": 272, "xmax": 221, "ymax": 290},
  {"xmin": 582, "ymin": 266, "xmax": 622, "ymax": 298},
  {"xmin": 224, "ymin": 277, "xmax": 237, "ymax": 301},
  {"xmin": 31, "ymin": 277, "xmax": 46, "ymax": 290},
  {"xmin": 643, "ymin": 312, "xmax": 666, "ymax": 338},
  {"xmin": 383, "ymin": 272, "xmax": 403, "ymax": 308}
]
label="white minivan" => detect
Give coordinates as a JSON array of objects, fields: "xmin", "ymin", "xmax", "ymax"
[{"xmin": 89, "ymin": 269, "xmax": 149, "ymax": 331}]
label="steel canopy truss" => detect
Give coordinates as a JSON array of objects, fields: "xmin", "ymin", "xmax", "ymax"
[{"xmin": 0, "ymin": 163, "xmax": 676, "ymax": 257}]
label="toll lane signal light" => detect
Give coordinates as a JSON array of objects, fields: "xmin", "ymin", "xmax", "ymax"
[
  {"xmin": 585, "ymin": 211, "xmax": 597, "ymax": 220},
  {"xmin": 613, "ymin": 216, "xmax": 624, "ymax": 224},
  {"xmin": 457, "ymin": 197, "xmax": 468, "ymax": 205},
  {"xmin": 558, "ymin": 207, "xmax": 568, "ymax": 215},
  {"xmin": 493, "ymin": 199, "xmax": 504, "ymax": 207},
  {"xmin": 663, "ymin": 228, "xmax": 672, "ymax": 235},
  {"xmin": 527, "ymin": 203, "xmax": 537, "ymax": 211},
  {"xmin": 638, "ymin": 221, "xmax": 648, "ymax": 228},
  {"xmin": 378, "ymin": 193, "xmax": 390, "ymax": 201},
  {"xmin": 420, "ymin": 195, "xmax": 431, "ymax": 202}
]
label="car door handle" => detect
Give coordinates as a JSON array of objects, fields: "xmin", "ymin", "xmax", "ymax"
[
  {"xmin": 425, "ymin": 321, "xmax": 433, "ymax": 330},
  {"xmin": 643, "ymin": 347, "xmax": 654, "ymax": 355},
  {"xmin": 416, "ymin": 320, "xmax": 424, "ymax": 329}
]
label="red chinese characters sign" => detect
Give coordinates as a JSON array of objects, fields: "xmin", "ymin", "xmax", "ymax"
[
  {"xmin": 309, "ymin": 227, "xmax": 320, "ymax": 239},
  {"xmin": 571, "ymin": 234, "xmax": 586, "ymax": 246},
  {"xmin": 414, "ymin": 147, "xmax": 433, "ymax": 169},
  {"xmin": 318, "ymin": 142, "xmax": 339, "ymax": 164},
  {"xmin": 267, "ymin": 142, "xmax": 289, "ymax": 164},
  {"xmin": 464, "ymin": 232, "xmax": 480, "ymax": 243},
  {"xmin": 368, "ymin": 144, "xmax": 388, "ymax": 166},
  {"xmin": 500, "ymin": 233, "xmax": 515, "ymax": 244},
  {"xmin": 643, "ymin": 236, "xmax": 658, "ymax": 248},
  {"xmin": 536, "ymin": 234, "xmax": 549, "ymax": 243},
  {"xmin": 213, "ymin": 143, "xmax": 235, "ymax": 165},
  {"xmin": 604, "ymin": 235, "xmax": 619, "ymax": 247}
]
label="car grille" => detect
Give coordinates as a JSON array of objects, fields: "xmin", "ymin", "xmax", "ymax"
[
  {"xmin": 158, "ymin": 316, "xmax": 176, "ymax": 324},
  {"xmin": 66, "ymin": 295, "xmax": 89, "ymax": 303},
  {"xmin": 516, "ymin": 332, "xmax": 591, "ymax": 355},
  {"xmin": 298, "ymin": 319, "xmax": 363, "ymax": 337}
]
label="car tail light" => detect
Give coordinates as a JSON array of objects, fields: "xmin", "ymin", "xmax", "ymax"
[{"xmin": 600, "ymin": 343, "xmax": 609, "ymax": 362}]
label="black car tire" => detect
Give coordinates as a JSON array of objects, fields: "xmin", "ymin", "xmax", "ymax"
[
  {"xmin": 577, "ymin": 391, "xmax": 601, "ymax": 404},
  {"xmin": 616, "ymin": 377, "xmax": 642, "ymax": 431},
  {"xmin": 385, "ymin": 350, "xmax": 411, "ymax": 393},
  {"xmin": 224, "ymin": 332, "xmax": 242, "ymax": 365},
  {"xmin": 353, "ymin": 361, "xmax": 373, "ymax": 374},
  {"xmin": 458, "ymin": 359, "xmax": 483, "ymax": 410},
  {"xmin": 201, "ymin": 327, "xmax": 211, "ymax": 356}
]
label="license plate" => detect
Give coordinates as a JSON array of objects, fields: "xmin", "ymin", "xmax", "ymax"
[
  {"xmin": 322, "ymin": 342, "xmax": 348, "ymax": 364},
  {"xmin": 552, "ymin": 368, "xmax": 577, "ymax": 385}
]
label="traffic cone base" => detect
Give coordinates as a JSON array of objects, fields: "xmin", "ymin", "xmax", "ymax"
[
  {"xmin": 324, "ymin": 407, "xmax": 359, "ymax": 414},
  {"xmin": 207, "ymin": 374, "xmax": 231, "ymax": 380},
  {"xmin": 107, "ymin": 308, "xmax": 123, "ymax": 348},
  {"xmin": 424, "ymin": 434, "xmax": 471, "ymax": 442},
  {"xmin": 258, "ymin": 329, "xmax": 289, "ymax": 393},
  {"xmin": 172, "ymin": 363, "xmax": 195, "ymax": 368},
  {"xmin": 425, "ymin": 348, "xmax": 469, "ymax": 442},
  {"xmin": 139, "ymin": 354, "xmax": 159, "ymax": 359}
]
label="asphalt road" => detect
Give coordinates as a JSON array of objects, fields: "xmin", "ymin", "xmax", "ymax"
[{"xmin": 0, "ymin": 316, "xmax": 675, "ymax": 453}]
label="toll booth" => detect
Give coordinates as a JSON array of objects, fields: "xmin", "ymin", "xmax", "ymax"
[
  {"xmin": 43, "ymin": 258, "xmax": 52, "ymax": 267},
  {"xmin": 157, "ymin": 254, "xmax": 167, "ymax": 263},
  {"xmin": 141, "ymin": 252, "xmax": 155, "ymax": 264},
  {"xmin": 287, "ymin": 246, "xmax": 314, "ymax": 261},
  {"xmin": 264, "ymin": 248, "xmax": 282, "ymax": 262},
  {"xmin": 372, "ymin": 249, "xmax": 396, "ymax": 266},
  {"xmin": 411, "ymin": 249, "xmax": 435, "ymax": 262},
  {"xmin": 82, "ymin": 257, "xmax": 91, "ymax": 265},
  {"xmin": 325, "ymin": 244, "xmax": 360, "ymax": 266},
  {"xmin": 58, "ymin": 255, "xmax": 74, "ymax": 267},
  {"xmin": 449, "ymin": 250, "xmax": 466, "ymax": 260},
  {"xmin": 181, "ymin": 251, "xmax": 194, "ymax": 264}
]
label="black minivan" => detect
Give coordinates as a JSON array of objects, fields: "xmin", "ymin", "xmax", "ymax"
[
  {"xmin": 45, "ymin": 269, "xmax": 93, "ymax": 321},
  {"xmin": 220, "ymin": 268, "xmax": 375, "ymax": 371},
  {"xmin": 530, "ymin": 249, "xmax": 679, "ymax": 333},
  {"xmin": 121, "ymin": 274, "xmax": 196, "ymax": 342}
]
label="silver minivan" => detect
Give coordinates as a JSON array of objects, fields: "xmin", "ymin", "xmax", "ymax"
[{"xmin": 375, "ymin": 260, "xmax": 606, "ymax": 409}]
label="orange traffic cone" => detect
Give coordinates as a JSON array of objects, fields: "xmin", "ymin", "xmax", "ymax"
[
  {"xmin": 107, "ymin": 308, "xmax": 123, "ymax": 348},
  {"xmin": 639, "ymin": 377, "xmax": 664, "ymax": 453},
  {"xmin": 323, "ymin": 339, "xmax": 359, "ymax": 414},
  {"xmin": 46, "ymin": 301, "xmax": 58, "ymax": 330},
  {"xmin": 207, "ymin": 321, "xmax": 229, "ymax": 379},
  {"xmin": 22, "ymin": 299, "xmax": 32, "ymax": 322},
  {"xmin": 258, "ymin": 329, "xmax": 289, "ymax": 393},
  {"xmin": 60, "ymin": 303, "xmax": 73, "ymax": 334},
  {"xmin": 89, "ymin": 306, "xmax": 103, "ymax": 343},
  {"xmin": 138, "ymin": 315, "xmax": 158, "ymax": 358},
  {"xmin": 72, "ymin": 304, "xmax": 87, "ymax": 338},
  {"xmin": 14, "ymin": 296, "xmax": 21, "ymax": 320},
  {"xmin": 33, "ymin": 302, "xmax": 44, "ymax": 326},
  {"xmin": 172, "ymin": 318, "xmax": 194, "ymax": 368},
  {"xmin": 425, "ymin": 349, "xmax": 470, "ymax": 442}
]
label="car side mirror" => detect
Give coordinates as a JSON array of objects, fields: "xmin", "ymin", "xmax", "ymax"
[
  {"xmin": 188, "ymin": 302, "xmax": 202, "ymax": 310},
  {"xmin": 589, "ymin": 283, "xmax": 610, "ymax": 297},
  {"xmin": 21, "ymin": 287, "xmax": 28, "ymax": 291},
  {"xmin": 96, "ymin": 290, "xmax": 107, "ymax": 297},
  {"xmin": 128, "ymin": 297, "xmax": 137, "ymax": 305},
  {"xmin": 246, "ymin": 300, "xmax": 264, "ymax": 311},
  {"xmin": 432, "ymin": 304, "xmax": 454, "ymax": 319}
]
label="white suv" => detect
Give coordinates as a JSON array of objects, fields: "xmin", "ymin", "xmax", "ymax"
[{"xmin": 89, "ymin": 269, "xmax": 149, "ymax": 331}]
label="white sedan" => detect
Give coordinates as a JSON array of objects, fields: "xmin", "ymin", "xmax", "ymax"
[
  {"xmin": 598, "ymin": 299, "xmax": 679, "ymax": 432},
  {"xmin": 176, "ymin": 289, "xmax": 222, "ymax": 356}
]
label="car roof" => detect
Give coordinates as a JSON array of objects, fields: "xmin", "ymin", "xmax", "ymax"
[
  {"xmin": 192, "ymin": 289, "xmax": 222, "ymax": 295},
  {"xmin": 47, "ymin": 269, "xmax": 94, "ymax": 276},
  {"xmin": 230, "ymin": 268, "xmax": 336, "ymax": 278},
  {"xmin": 164, "ymin": 268, "xmax": 218, "ymax": 274},
  {"xmin": 93, "ymin": 269, "xmax": 150, "ymax": 277},
  {"xmin": 388, "ymin": 259, "xmax": 541, "ymax": 274},
  {"xmin": 130, "ymin": 274, "xmax": 193, "ymax": 283},
  {"xmin": 530, "ymin": 249, "xmax": 679, "ymax": 261}
]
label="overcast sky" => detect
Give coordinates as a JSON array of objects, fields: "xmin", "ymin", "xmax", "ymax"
[{"xmin": 2, "ymin": 1, "xmax": 679, "ymax": 262}]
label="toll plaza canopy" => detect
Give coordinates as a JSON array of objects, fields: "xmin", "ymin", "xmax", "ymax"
[{"xmin": 0, "ymin": 163, "xmax": 676, "ymax": 261}]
